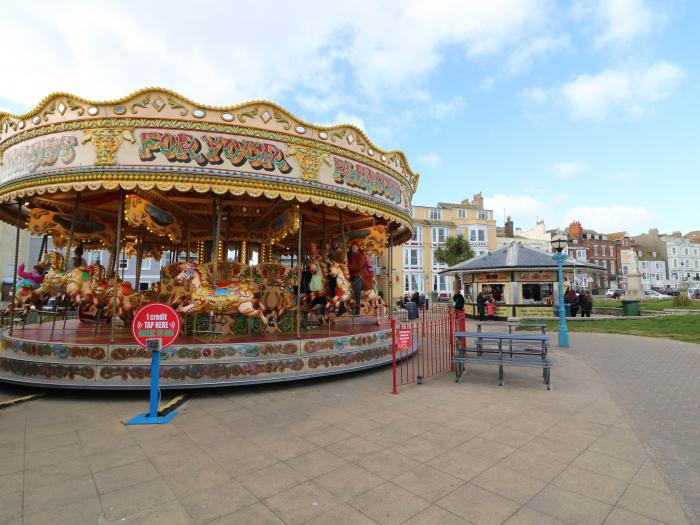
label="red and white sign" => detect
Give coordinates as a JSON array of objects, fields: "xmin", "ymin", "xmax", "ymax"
[
  {"xmin": 131, "ymin": 303, "xmax": 181, "ymax": 349},
  {"xmin": 397, "ymin": 329, "xmax": 412, "ymax": 351}
]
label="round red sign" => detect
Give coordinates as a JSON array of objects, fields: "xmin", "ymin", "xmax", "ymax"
[{"xmin": 131, "ymin": 303, "xmax": 181, "ymax": 349}]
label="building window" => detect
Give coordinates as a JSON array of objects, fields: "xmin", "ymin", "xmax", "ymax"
[
  {"xmin": 652, "ymin": 251, "xmax": 657, "ymax": 257},
  {"xmin": 522, "ymin": 283, "xmax": 552, "ymax": 304},
  {"xmin": 456, "ymin": 228, "xmax": 463, "ymax": 237},
  {"xmin": 685, "ymin": 248, "xmax": 689, "ymax": 255},
  {"xmin": 477, "ymin": 210, "xmax": 489, "ymax": 220},
  {"xmin": 410, "ymin": 226, "xmax": 423, "ymax": 243},
  {"xmin": 656, "ymin": 262, "xmax": 661, "ymax": 270},
  {"xmin": 610, "ymin": 261, "xmax": 616, "ymax": 274},
  {"xmin": 431, "ymin": 227, "xmax": 448, "ymax": 244},
  {"xmin": 429, "ymin": 208, "xmax": 442, "ymax": 220},
  {"xmin": 469, "ymin": 227, "xmax": 486, "ymax": 243},
  {"xmin": 403, "ymin": 248, "xmax": 422, "ymax": 268},
  {"xmin": 672, "ymin": 247, "xmax": 677, "ymax": 255},
  {"xmin": 458, "ymin": 209, "xmax": 466, "ymax": 219},
  {"xmin": 433, "ymin": 275, "xmax": 451, "ymax": 293},
  {"xmin": 622, "ymin": 265, "xmax": 628, "ymax": 275},
  {"xmin": 601, "ymin": 246, "xmax": 606, "ymax": 257},
  {"xmin": 404, "ymin": 274, "xmax": 423, "ymax": 293},
  {"xmin": 119, "ymin": 256, "xmax": 128, "ymax": 270},
  {"xmin": 593, "ymin": 245, "xmax": 598, "ymax": 256},
  {"xmin": 637, "ymin": 250, "xmax": 642, "ymax": 257},
  {"xmin": 141, "ymin": 258, "xmax": 152, "ymax": 271},
  {"xmin": 576, "ymin": 249, "xmax": 586, "ymax": 259}
]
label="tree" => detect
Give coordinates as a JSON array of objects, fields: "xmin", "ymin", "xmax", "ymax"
[{"xmin": 433, "ymin": 236, "xmax": 475, "ymax": 267}]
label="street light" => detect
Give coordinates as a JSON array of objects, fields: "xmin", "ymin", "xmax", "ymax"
[{"xmin": 551, "ymin": 234, "xmax": 569, "ymax": 348}]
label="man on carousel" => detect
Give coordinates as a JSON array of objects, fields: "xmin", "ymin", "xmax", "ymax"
[{"xmin": 347, "ymin": 240, "xmax": 365, "ymax": 316}]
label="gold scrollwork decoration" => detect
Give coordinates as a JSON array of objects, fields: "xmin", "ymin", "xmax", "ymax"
[{"xmin": 81, "ymin": 128, "xmax": 135, "ymax": 166}]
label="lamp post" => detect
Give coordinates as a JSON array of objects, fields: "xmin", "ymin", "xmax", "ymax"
[{"xmin": 551, "ymin": 234, "xmax": 569, "ymax": 348}]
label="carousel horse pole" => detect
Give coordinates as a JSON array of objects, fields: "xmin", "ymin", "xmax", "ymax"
[
  {"xmin": 64, "ymin": 192, "xmax": 81, "ymax": 271},
  {"xmin": 9, "ymin": 201, "xmax": 22, "ymax": 336},
  {"xmin": 134, "ymin": 234, "xmax": 145, "ymax": 292},
  {"xmin": 37, "ymin": 234, "xmax": 48, "ymax": 265},
  {"xmin": 388, "ymin": 233, "xmax": 394, "ymax": 319},
  {"xmin": 296, "ymin": 209, "xmax": 303, "ymax": 339},
  {"xmin": 185, "ymin": 223, "xmax": 191, "ymax": 263},
  {"xmin": 110, "ymin": 190, "xmax": 125, "ymax": 344},
  {"xmin": 212, "ymin": 196, "xmax": 222, "ymax": 282}
]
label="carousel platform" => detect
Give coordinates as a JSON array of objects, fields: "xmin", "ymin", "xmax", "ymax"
[
  {"xmin": 0, "ymin": 317, "xmax": 415, "ymax": 390},
  {"xmin": 0, "ymin": 316, "xmax": 410, "ymax": 389}
]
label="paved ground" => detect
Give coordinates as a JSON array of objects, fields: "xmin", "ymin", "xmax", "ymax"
[
  {"xmin": 569, "ymin": 333, "xmax": 700, "ymax": 524},
  {"xmin": 0, "ymin": 344, "xmax": 692, "ymax": 524}
]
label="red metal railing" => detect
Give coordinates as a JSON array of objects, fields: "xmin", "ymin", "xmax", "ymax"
[{"xmin": 391, "ymin": 307, "xmax": 465, "ymax": 393}]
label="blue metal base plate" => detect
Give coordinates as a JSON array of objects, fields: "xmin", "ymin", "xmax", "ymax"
[{"xmin": 126, "ymin": 411, "xmax": 177, "ymax": 425}]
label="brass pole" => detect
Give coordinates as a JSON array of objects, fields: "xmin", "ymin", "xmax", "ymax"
[
  {"xmin": 9, "ymin": 202, "xmax": 22, "ymax": 335},
  {"xmin": 37, "ymin": 234, "xmax": 48, "ymax": 264},
  {"xmin": 296, "ymin": 208, "xmax": 303, "ymax": 339},
  {"xmin": 134, "ymin": 234, "xmax": 145, "ymax": 291},
  {"xmin": 110, "ymin": 191, "xmax": 125, "ymax": 344},
  {"xmin": 185, "ymin": 223, "xmax": 191, "ymax": 262},
  {"xmin": 388, "ymin": 233, "xmax": 393, "ymax": 319},
  {"xmin": 64, "ymin": 192, "xmax": 81, "ymax": 270}
]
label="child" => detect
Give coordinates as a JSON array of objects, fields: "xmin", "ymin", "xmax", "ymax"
[{"xmin": 486, "ymin": 297, "xmax": 496, "ymax": 320}]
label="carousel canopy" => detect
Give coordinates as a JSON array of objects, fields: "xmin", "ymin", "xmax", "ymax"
[
  {"xmin": 440, "ymin": 242, "xmax": 606, "ymax": 275},
  {"xmin": 0, "ymin": 88, "xmax": 419, "ymax": 245}
]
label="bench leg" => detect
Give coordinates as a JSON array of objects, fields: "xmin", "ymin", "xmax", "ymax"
[
  {"xmin": 544, "ymin": 367, "xmax": 551, "ymax": 390},
  {"xmin": 498, "ymin": 364, "xmax": 504, "ymax": 386}
]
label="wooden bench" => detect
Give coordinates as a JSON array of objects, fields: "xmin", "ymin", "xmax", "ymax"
[
  {"xmin": 475, "ymin": 322, "xmax": 547, "ymax": 335},
  {"xmin": 453, "ymin": 331, "xmax": 551, "ymax": 389}
]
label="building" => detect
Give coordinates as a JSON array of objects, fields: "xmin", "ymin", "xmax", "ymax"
[
  {"xmin": 0, "ymin": 223, "xmax": 30, "ymax": 301},
  {"xmin": 391, "ymin": 193, "xmax": 496, "ymax": 301},
  {"xmin": 662, "ymin": 232, "xmax": 700, "ymax": 288},
  {"xmin": 607, "ymin": 232, "xmax": 636, "ymax": 289},
  {"xmin": 627, "ymin": 229, "xmax": 668, "ymax": 289},
  {"xmin": 565, "ymin": 221, "xmax": 617, "ymax": 292},
  {"xmin": 496, "ymin": 217, "xmax": 551, "ymax": 252}
]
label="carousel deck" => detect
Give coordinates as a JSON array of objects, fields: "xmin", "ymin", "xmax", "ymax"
[{"xmin": 0, "ymin": 316, "xmax": 409, "ymax": 390}]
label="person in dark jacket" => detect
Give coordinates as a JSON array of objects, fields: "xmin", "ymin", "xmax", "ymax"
[
  {"xmin": 564, "ymin": 289, "xmax": 579, "ymax": 317},
  {"xmin": 476, "ymin": 292, "xmax": 486, "ymax": 321},
  {"xmin": 580, "ymin": 290, "xmax": 593, "ymax": 317}
]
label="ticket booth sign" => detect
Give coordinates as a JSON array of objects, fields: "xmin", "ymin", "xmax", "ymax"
[
  {"xmin": 397, "ymin": 329, "xmax": 412, "ymax": 351},
  {"xmin": 131, "ymin": 303, "xmax": 180, "ymax": 349}
]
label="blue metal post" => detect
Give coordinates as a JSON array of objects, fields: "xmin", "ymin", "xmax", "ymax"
[
  {"xmin": 126, "ymin": 339, "xmax": 177, "ymax": 425},
  {"xmin": 148, "ymin": 349, "xmax": 161, "ymax": 418},
  {"xmin": 554, "ymin": 252, "xmax": 570, "ymax": 348}
]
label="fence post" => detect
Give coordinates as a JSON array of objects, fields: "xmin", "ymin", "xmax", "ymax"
[
  {"xmin": 449, "ymin": 307, "xmax": 455, "ymax": 372},
  {"xmin": 391, "ymin": 318, "xmax": 398, "ymax": 394}
]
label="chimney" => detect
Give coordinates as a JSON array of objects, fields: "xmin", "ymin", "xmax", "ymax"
[
  {"xmin": 568, "ymin": 221, "xmax": 583, "ymax": 240},
  {"xmin": 504, "ymin": 216, "xmax": 514, "ymax": 238}
]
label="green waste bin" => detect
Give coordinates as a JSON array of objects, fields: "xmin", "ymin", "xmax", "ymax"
[{"xmin": 621, "ymin": 299, "xmax": 640, "ymax": 316}]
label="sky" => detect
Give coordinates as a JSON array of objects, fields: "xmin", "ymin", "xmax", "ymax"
[{"xmin": 1, "ymin": 0, "xmax": 697, "ymax": 235}]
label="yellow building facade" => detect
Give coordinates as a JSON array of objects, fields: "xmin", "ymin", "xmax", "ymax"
[{"xmin": 380, "ymin": 193, "xmax": 496, "ymax": 303}]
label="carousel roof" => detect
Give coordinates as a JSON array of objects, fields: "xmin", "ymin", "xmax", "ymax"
[{"xmin": 440, "ymin": 242, "xmax": 606, "ymax": 275}]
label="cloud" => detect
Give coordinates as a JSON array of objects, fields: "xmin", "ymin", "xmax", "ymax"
[
  {"xmin": 322, "ymin": 111, "xmax": 367, "ymax": 133},
  {"xmin": 418, "ymin": 153, "xmax": 442, "ymax": 167},
  {"xmin": 523, "ymin": 62, "xmax": 684, "ymax": 120},
  {"xmin": 0, "ymin": 0, "xmax": 558, "ymax": 110},
  {"xmin": 552, "ymin": 192, "xmax": 570, "ymax": 203},
  {"xmin": 504, "ymin": 34, "xmax": 570, "ymax": 75},
  {"xmin": 573, "ymin": 0, "xmax": 664, "ymax": 48},
  {"xmin": 564, "ymin": 205, "xmax": 654, "ymax": 232},
  {"xmin": 484, "ymin": 194, "xmax": 549, "ymax": 225},
  {"xmin": 561, "ymin": 62, "xmax": 684, "ymax": 119},
  {"xmin": 547, "ymin": 161, "xmax": 590, "ymax": 179},
  {"xmin": 426, "ymin": 96, "xmax": 465, "ymax": 119}
]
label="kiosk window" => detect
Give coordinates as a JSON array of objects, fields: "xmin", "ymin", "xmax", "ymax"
[
  {"xmin": 522, "ymin": 283, "xmax": 553, "ymax": 304},
  {"xmin": 481, "ymin": 283, "xmax": 504, "ymax": 302}
]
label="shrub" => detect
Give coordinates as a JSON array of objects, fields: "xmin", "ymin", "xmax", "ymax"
[{"xmin": 673, "ymin": 294, "xmax": 692, "ymax": 308}]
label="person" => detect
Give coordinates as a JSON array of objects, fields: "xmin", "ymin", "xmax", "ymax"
[
  {"xmin": 580, "ymin": 290, "xmax": 593, "ymax": 317},
  {"xmin": 476, "ymin": 292, "xmax": 486, "ymax": 321},
  {"xmin": 452, "ymin": 289, "xmax": 466, "ymax": 339},
  {"xmin": 486, "ymin": 297, "xmax": 496, "ymax": 320},
  {"xmin": 346, "ymin": 241, "xmax": 364, "ymax": 315},
  {"xmin": 565, "ymin": 288, "xmax": 579, "ymax": 317},
  {"xmin": 70, "ymin": 244, "xmax": 86, "ymax": 270},
  {"xmin": 418, "ymin": 292, "xmax": 426, "ymax": 310}
]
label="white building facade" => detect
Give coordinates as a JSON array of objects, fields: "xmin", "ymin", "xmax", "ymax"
[{"xmin": 664, "ymin": 235, "xmax": 700, "ymax": 288}]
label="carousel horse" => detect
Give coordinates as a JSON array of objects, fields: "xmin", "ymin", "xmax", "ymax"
[
  {"xmin": 12, "ymin": 263, "xmax": 46, "ymax": 308},
  {"xmin": 326, "ymin": 261, "xmax": 351, "ymax": 312},
  {"xmin": 173, "ymin": 262, "xmax": 268, "ymax": 323},
  {"xmin": 260, "ymin": 263, "xmax": 298, "ymax": 330}
]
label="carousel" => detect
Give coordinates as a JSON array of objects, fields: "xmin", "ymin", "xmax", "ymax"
[{"xmin": 0, "ymin": 89, "xmax": 418, "ymax": 389}]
